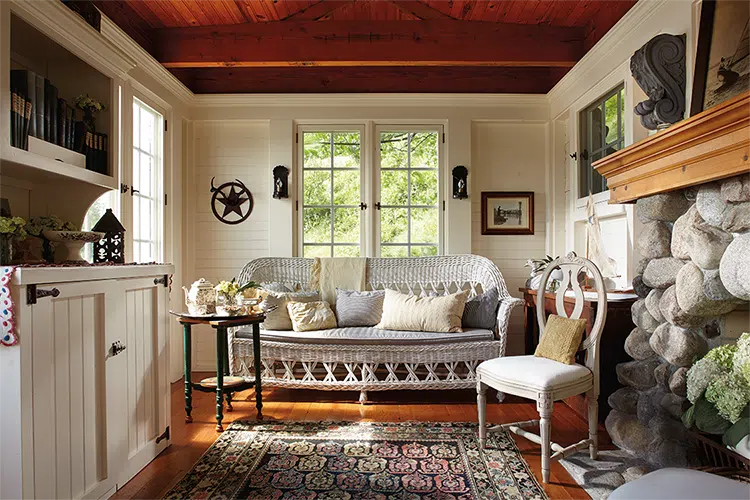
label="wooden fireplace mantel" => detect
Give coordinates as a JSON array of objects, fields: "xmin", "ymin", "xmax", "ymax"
[{"xmin": 594, "ymin": 90, "xmax": 750, "ymax": 204}]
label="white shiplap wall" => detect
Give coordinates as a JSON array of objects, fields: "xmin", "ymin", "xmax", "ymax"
[
  {"xmin": 471, "ymin": 121, "xmax": 548, "ymax": 355},
  {"xmin": 189, "ymin": 121, "xmax": 270, "ymax": 369}
]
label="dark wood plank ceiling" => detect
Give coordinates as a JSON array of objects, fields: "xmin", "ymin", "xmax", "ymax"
[{"xmin": 94, "ymin": 0, "xmax": 638, "ymax": 93}]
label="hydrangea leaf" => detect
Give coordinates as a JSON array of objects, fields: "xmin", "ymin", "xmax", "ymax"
[
  {"xmin": 695, "ymin": 396, "xmax": 732, "ymax": 435},
  {"xmin": 722, "ymin": 417, "xmax": 750, "ymax": 448}
]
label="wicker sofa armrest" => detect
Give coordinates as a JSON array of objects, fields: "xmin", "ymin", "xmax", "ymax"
[{"xmin": 495, "ymin": 296, "xmax": 523, "ymax": 353}]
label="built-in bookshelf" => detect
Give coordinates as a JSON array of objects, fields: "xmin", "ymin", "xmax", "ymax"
[{"xmin": 0, "ymin": 0, "xmax": 131, "ymax": 225}]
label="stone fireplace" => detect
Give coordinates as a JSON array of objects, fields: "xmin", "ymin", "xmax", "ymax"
[
  {"xmin": 605, "ymin": 175, "xmax": 749, "ymax": 467},
  {"xmin": 592, "ymin": 91, "xmax": 750, "ymax": 468}
]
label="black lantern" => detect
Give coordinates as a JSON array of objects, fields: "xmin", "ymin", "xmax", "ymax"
[
  {"xmin": 273, "ymin": 165, "xmax": 289, "ymax": 199},
  {"xmin": 452, "ymin": 166, "xmax": 468, "ymax": 199},
  {"xmin": 92, "ymin": 209, "xmax": 125, "ymax": 263}
]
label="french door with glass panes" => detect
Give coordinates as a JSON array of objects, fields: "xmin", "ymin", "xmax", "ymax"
[
  {"xmin": 297, "ymin": 125, "xmax": 442, "ymax": 258},
  {"xmin": 375, "ymin": 126, "xmax": 441, "ymax": 257}
]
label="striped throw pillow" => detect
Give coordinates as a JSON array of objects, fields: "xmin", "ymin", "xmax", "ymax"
[
  {"xmin": 335, "ymin": 289, "xmax": 386, "ymax": 327},
  {"xmin": 462, "ymin": 287, "xmax": 499, "ymax": 330}
]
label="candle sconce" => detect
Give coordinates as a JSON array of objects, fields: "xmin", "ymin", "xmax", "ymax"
[
  {"xmin": 273, "ymin": 165, "xmax": 289, "ymax": 199},
  {"xmin": 452, "ymin": 166, "xmax": 468, "ymax": 199}
]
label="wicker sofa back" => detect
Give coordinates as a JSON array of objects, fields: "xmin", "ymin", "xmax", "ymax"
[{"xmin": 231, "ymin": 254, "xmax": 522, "ymax": 402}]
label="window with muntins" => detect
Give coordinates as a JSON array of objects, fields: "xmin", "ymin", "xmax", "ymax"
[
  {"xmin": 579, "ymin": 84, "xmax": 625, "ymax": 196},
  {"xmin": 132, "ymin": 98, "xmax": 163, "ymax": 263},
  {"xmin": 298, "ymin": 126, "xmax": 442, "ymax": 258}
]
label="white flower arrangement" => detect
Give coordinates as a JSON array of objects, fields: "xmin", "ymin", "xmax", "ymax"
[
  {"xmin": 683, "ymin": 333, "xmax": 750, "ymax": 450},
  {"xmin": 74, "ymin": 94, "xmax": 106, "ymax": 113}
]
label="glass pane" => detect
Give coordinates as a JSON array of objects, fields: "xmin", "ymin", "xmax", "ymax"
[
  {"xmin": 411, "ymin": 246, "xmax": 438, "ymax": 257},
  {"xmin": 381, "ymin": 170, "xmax": 408, "ymax": 206},
  {"xmin": 333, "ymin": 208, "xmax": 359, "ymax": 244},
  {"xmin": 410, "ymin": 170, "xmax": 438, "ymax": 206},
  {"xmin": 303, "ymin": 132, "xmax": 331, "ymax": 169},
  {"xmin": 304, "ymin": 245, "xmax": 331, "ymax": 258},
  {"xmin": 139, "ymin": 196, "xmax": 152, "ymax": 244},
  {"xmin": 140, "ymin": 107, "xmax": 155, "ymax": 155},
  {"xmin": 411, "ymin": 207, "xmax": 438, "ymax": 244},
  {"xmin": 381, "ymin": 245, "xmax": 408, "ymax": 258},
  {"xmin": 303, "ymin": 170, "xmax": 331, "ymax": 206},
  {"xmin": 619, "ymin": 88, "xmax": 625, "ymax": 138},
  {"xmin": 590, "ymin": 107, "xmax": 603, "ymax": 151},
  {"xmin": 333, "ymin": 170, "xmax": 360, "ymax": 206},
  {"xmin": 140, "ymin": 242, "xmax": 152, "ymax": 263},
  {"xmin": 380, "ymin": 132, "xmax": 408, "ymax": 169},
  {"xmin": 132, "ymin": 103, "xmax": 140, "ymax": 150},
  {"xmin": 334, "ymin": 245, "xmax": 360, "ymax": 257},
  {"xmin": 133, "ymin": 193, "xmax": 141, "ymax": 240},
  {"xmin": 333, "ymin": 132, "xmax": 360, "ymax": 169},
  {"xmin": 139, "ymin": 152, "xmax": 153, "ymax": 197},
  {"xmin": 410, "ymin": 132, "xmax": 438, "ymax": 169},
  {"xmin": 604, "ymin": 92, "xmax": 619, "ymax": 144},
  {"xmin": 303, "ymin": 208, "xmax": 331, "ymax": 244},
  {"xmin": 380, "ymin": 208, "xmax": 408, "ymax": 243}
]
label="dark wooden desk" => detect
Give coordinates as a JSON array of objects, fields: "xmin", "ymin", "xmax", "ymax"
[
  {"xmin": 171, "ymin": 312, "xmax": 265, "ymax": 432},
  {"xmin": 520, "ymin": 288, "xmax": 637, "ymax": 423}
]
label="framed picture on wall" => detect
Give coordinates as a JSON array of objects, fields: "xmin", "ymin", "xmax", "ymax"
[
  {"xmin": 691, "ymin": 0, "xmax": 750, "ymax": 115},
  {"xmin": 481, "ymin": 192, "xmax": 534, "ymax": 235}
]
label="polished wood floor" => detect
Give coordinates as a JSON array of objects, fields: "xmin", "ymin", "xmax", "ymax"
[{"xmin": 113, "ymin": 373, "xmax": 608, "ymax": 499}]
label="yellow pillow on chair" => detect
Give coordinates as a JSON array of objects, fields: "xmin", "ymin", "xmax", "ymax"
[{"xmin": 534, "ymin": 314, "xmax": 587, "ymax": 365}]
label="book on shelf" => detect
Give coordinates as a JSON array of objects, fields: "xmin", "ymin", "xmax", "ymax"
[
  {"xmin": 34, "ymin": 74, "xmax": 45, "ymax": 140},
  {"xmin": 23, "ymin": 100, "xmax": 32, "ymax": 150},
  {"xmin": 9, "ymin": 69, "xmax": 32, "ymax": 150}
]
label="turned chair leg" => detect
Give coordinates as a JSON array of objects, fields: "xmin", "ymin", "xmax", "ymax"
[
  {"xmin": 477, "ymin": 381, "xmax": 488, "ymax": 449},
  {"xmin": 537, "ymin": 393, "xmax": 553, "ymax": 484},
  {"xmin": 588, "ymin": 392, "xmax": 599, "ymax": 460}
]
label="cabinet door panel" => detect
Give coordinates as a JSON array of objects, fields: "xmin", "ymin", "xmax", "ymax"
[
  {"xmin": 30, "ymin": 283, "xmax": 113, "ymax": 500},
  {"xmin": 113, "ymin": 278, "xmax": 170, "ymax": 487}
]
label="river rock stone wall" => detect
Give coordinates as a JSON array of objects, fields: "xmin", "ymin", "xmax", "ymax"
[{"xmin": 605, "ymin": 173, "xmax": 750, "ymax": 468}]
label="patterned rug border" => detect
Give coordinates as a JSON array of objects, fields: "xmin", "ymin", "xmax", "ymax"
[{"xmin": 163, "ymin": 420, "xmax": 549, "ymax": 499}]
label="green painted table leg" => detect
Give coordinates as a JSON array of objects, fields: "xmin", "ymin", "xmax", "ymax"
[
  {"xmin": 183, "ymin": 323, "xmax": 193, "ymax": 423},
  {"xmin": 223, "ymin": 331, "xmax": 233, "ymax": 411},
  {"xmin": 253, "ymin": 323, "xmax": 263, "ymax": 420},
  {"xmin": 215, "ymin": 326, "xmax": 225, "ymax": 432}
]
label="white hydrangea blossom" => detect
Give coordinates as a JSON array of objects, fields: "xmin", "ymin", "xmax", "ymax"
[
  {"xmin": 705, "ymin": 372, "xmax": 750, "ymax": 424},
  {"xmin": 686, "ymin": 356, "xmax": 723, "ymax": 404},
  {"xmin": 734, "ymin": 332, "xmax": 750, "ymax": 385}
]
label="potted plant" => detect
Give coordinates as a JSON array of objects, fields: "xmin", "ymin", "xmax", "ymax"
[
  {"xmin": 683, "ymin": 332, "xmax": 750, "ymax": 461},
  {"xmin": 75, "ymin": 94, "xmax": 106, "ymax": 133},
  {"xmin": 24, "ymin": 216, "xmax": 77, "ymax": 263},
  {"xmin": 0, "ymin": 216, "xmax": 27, "ymax": 265},
  {"xmin": 215, "ymin": 278, "xmax": 259, "ymax": 316}
]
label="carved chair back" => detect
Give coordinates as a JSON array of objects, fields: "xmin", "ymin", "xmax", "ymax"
[{"xmin": 536, "ymin": 253, "xmax": 608, "ymax": 387}]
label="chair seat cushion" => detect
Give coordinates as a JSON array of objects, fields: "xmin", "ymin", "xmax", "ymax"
[
  {"xmin": 236, "ymin": 326, "xmax": 494, "ymax": 345},
  {"xmin": 608, "ymin": 468, "xmax": 750, "ymax": 500},
  {"xmin": 477, "ymin": 355, "xmax": 592, "ymax": 391}
]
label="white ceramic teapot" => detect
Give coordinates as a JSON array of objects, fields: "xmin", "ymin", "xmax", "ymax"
[{"xmin": 182, "ymin": 278, "xmax": 216, "ymax": 316}]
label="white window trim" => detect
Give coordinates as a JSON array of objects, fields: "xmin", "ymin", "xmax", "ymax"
[
  {"xmin": 373, "ymin": 124, "xmax": 444, "ymax": 258},
  {"xmin": 295, "ymin": 124, "xmax": 368, "ymax": 258}
]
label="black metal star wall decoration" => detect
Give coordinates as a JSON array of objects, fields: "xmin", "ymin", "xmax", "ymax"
[{"xmin": 210, "ymin": 177, "xmax": 254, "ymax": 225}]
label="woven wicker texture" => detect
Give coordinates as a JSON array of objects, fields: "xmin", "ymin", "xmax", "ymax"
[{"xmin": 232, "ymin": 255, "xmax": 521, "ymax": 396}]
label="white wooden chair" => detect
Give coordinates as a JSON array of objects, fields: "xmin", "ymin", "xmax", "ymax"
[{"xmin": 476, "ymin": 252, "xmax": 608, "ymax": 484}]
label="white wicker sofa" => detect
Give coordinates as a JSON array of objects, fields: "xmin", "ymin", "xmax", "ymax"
[{"xmin": 229, "ymin": 255, "xmax": 521, "ymax": 403}]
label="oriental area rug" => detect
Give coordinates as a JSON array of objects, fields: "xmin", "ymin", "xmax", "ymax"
[{"xmin": 163, "ymin": 421, "xmax": 548, "ymax": 499}]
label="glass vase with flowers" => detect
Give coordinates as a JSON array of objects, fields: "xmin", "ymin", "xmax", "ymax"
[{"xmin": 215, "ymin": 278, "xmax": 259, "ymax": 316}]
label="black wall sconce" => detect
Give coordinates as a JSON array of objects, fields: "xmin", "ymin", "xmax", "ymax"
[
  {"xmin": 452, "ymin": 166, "xmax": 468, "ymax": 199},
  {"xmin": 273, "ymin": 165, "xmax": 289, "ymax": 199}
]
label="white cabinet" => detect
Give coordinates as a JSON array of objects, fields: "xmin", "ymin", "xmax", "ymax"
[{"xmin": 0, "ymin": 265, "xmax": 173, "ymax": 500}]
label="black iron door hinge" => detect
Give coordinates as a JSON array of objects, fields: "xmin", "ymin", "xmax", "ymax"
[
  {"xmin": 154, "ymin": 275, "xmax": 169, "ymax": 287},
  {"xmin": 156, "ymin": 426, "xmax": 170, "ymax": 444},
  {"xmin": 27, "ymin": 285, "xmax": 60, "ymax": 305}
]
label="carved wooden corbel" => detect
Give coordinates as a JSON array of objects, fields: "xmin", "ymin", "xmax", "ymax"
[{"xmin": 630, "ymin": 33, "xmax": 687, "ymax": 130}]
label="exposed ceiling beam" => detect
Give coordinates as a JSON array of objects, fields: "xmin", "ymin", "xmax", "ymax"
[
  {"xmin": 387, "ymin": 0, "xmax": 453, "ymax": 20},
  {"xmin": 284, "ymin": 0, "xmax": 358, "ymax": 20},
  {"xmin": 154, "ymin": 20, "xmax": 585, "ymax": 69},
  {"xmin": 93, "ymin": 0, "xmax": 155, "ymax": 53},
  {"xmin": 169, "ymin": 66, "xmax": 569, "ymax": 94}
]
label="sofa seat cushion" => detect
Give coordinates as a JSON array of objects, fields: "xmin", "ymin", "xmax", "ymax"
[
  {"xmin": 235, "ymin": 326, "xmax": 494, "ymax": 345},
  {"xmin": 477, "ymin": 356, "xmax": 592, "ymax": 391}
]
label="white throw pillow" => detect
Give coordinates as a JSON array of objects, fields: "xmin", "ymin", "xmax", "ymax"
[
  {"xmin": 261, "ymin": 291, "xmax": 320, "ymax": 330},
  {"xmin": 376, "ymin": 289, "xmax": 468, "ymax": 333},
  {"xmin": 287, "ymin": 301, "xmax": 337, "ymax": 332}
]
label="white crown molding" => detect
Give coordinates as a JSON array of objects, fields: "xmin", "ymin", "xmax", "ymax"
[
  {"xmin": 98, "ymin": 15, "xmax": 194, "ymax": 107},
  {"xmin": 547, "ymin": 0, "xmax": 670, "ymax": 118},
  {"xmin": 191, "ymin": 93, "xmax": 549, "ymax": 109},
  {"xmin": 10, "ymin": 0, "xmax": 135, "ymax": 79}
]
